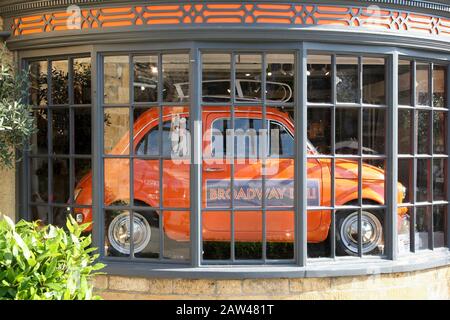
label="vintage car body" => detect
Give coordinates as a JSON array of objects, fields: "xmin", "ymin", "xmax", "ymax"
[{"xmin": 74, "ymin": 106, "xmax": 407, "ymax": 254}]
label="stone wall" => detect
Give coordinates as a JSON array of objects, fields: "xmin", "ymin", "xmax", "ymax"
[{"xmin": 93, "ymin": 265, "xmax": 450, "ymax": 300}]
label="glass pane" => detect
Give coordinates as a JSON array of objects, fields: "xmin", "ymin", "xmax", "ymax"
[
  {"xmin": 52, "ymin": 158, "xmax": 70, "ymax": 203},
  {"xmin": 73, "ymin": 57, "xmax": 92, "ymax": 104},
  {"xmin": 235, "ymin": 54, "xmax": 262, "ymax": 102},
  {"xmin": 202, "ymin": 53, "xmax": 231, "ymax": 103},
  {"xmin": 416, "ymin": 63, "xmax": 430, "ymax": 106},
  {"xmin": 433, "ymin": 206, "xmax": 447, "ymax": 248},
  {"xmin": 415, "ymin": 206, "xmax": 431, "ymax": 250},
  {"xmin": 31, "ymin": 109, "xmax": 48, "ymax": 154},
  {"xmin": 53, "ymin": 207, "xmax": 69, "ymax": 229},
  {"xmin": 30, "ymin": 158, "xmax": 48, "ymax": 203},
  {"xmin": 104, "ymin": 108, "xmax": 130, "ymax": 155},
  {"xmin": 335, "ymin": 158, "xmax": 360, "ymax": 204},
  {"xmin": 398, "ymin": 109, "xmax": 412, "ymax": 155},
  {"xmin": 31, "ymin": 206, "xmax": 49, "ymax": 226},
  {"xmin": 307, "ymin": 55, "xmax": 331, "ymax": 103},
  {"xmin": 134, "ymin": 159, "xmax": 160, "ymax": 207},
  {"xmin": 74, "ymin": 158, "xmax": 92, "ymax": 206},
  {"xmin": 163, "ymin": 211, "xmax": 190, "ymax": 260},
  {"xmin": 363, "ymin": 209, "xmax": 385, "ymax": 256},
  {"xmin": 433, "ymin": 159, "xmax": 447, "ymax": 201},
  {"xmin": 266, "ymin": 53, "xmax": 295, "ymax": 103},
  {"xmin": 234, "ymin": 211, "xmax": 263, "ymax": 260},
  {"xmin": 363, "ymin": 57, "xmax": 385, "ymax": 105},
  {"xmin": 266, "ymin": 211, "xmax": 294, "ymax": 260},
  {"xmin": 29, "ymin": 61, "xmax": 48, "ymax": 106},
  {"xmin": 308, "ymin": 108, "xmax": 331, "ymax": 155},
  {"xmin": 363, "ymin": 108, "xmax": 386, "ymax": 155},
  {"xmin": 398, "ymin": 159, "xmax": 413, "ymax": 204},
  {"xmin": 433, "ymin": 65, "xmax": 447, "ymax": 108},
  {"xmin": 398, "ymin": 207, "xmax": 411, "ymax": 254},
  {"xmin": 105, "ymin": 209, "xmax": 130, "ymax": 257},
  {"xmin": 162, "ymin": 107, "xmax": 190, "ymax": 159},
  {"xmin": 433, "ymin": 111, "xmax": 447, "ymax": 154},
  {"xmin": 134, "ymin": 107, "xmax": 160, "ymax": 156},
  {"xmin": 336, "ymin": 56, "xmax": 358, "ymax": 103},
  {"xmin": 335, "ymin": 108, "xmax": 359, "ymax": 155},
  {"xmin": 51, "ymin": 60, "xmax": 68, "ymax": 105},
  {"xmin": 104, "ymin": 158, "xmax": 130, "ymax": 206},
  {"xmin": 307, "ymin": 210, "xmax": 331, "ymax": 258},
  {"xmin": 163, "ymin": 54, "xmax": 189, "ymax": 102},
  {"xmin": 52, "ymin": 108, "xmax": 70, "ymax": 155},
  {"xmin": 74, "ymin": 108, "xmax": 91, "ymax": 155},
  {"xmin": 104, "ymin": 56, "xmax": 130, "ymax": 104},
  {"xmin": 336, "ymin": 209, "xmax": 360, "ymax": 257},
  {"xmin": 202, "ymin": 211, "xmax": 231, "ymax": 260},
  {"xmin": 417, "ymin": 111, "xmax": 431, "ymax": 154},
  {"xmin": 134, "ymin": 55, "xmax": 158, "ymax": 103},
  {"xmin": 398, "ymin": 60, "xmax": 412, "ymax": 106},
  {"xmin": 417, "ymin": 159, "xmax": 431, "ymax": 202},
  {"xmin": 133, "ymin": 210, "xmax": 161, "ymax": 259}
]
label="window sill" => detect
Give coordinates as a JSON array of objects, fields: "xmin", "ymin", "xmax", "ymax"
[{"xmin": 101, "ymin": 248, "xmax": 450, "ymax": 279}]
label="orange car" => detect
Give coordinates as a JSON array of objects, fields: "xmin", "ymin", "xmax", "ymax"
[{"xmin": 74, "ymin": 106, "xmax": 408, "ymax": 256}]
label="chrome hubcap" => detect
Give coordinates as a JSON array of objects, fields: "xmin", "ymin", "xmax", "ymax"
[
  {"xmin": 108, "ymin": 212, "xmax": 151, "ymax": 254},
  {"xmin": 340, "ymin": 211, "xmax": 382, "ymax": 255}
]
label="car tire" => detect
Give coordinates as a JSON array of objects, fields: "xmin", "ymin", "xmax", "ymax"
[
  {"xmin": 336, "ymin": 209, "xmax": 384, "ymax": 256},
  {"xmin": 105, "ymin": 202, "xmax": 160, "ymax": 257}
]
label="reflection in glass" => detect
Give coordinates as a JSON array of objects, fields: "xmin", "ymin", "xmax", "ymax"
[
  {"xmin": 29, "ymin": 61, "xmax": 48, "ymax": 106},
  {"xmin": 74, "ymin": 108, "xmax": 92, "ymax": 155},
  {"xmin": 134, "ymin": 55, "xmax": 158, "ymax": 103},
  {"xmin": 398, "ymin": 60, "xmax": 412, "ymax": 106},
  {"xmin": 308, "ymin": 108, "xmax": 331, "ymax": 154},
  {"xmin": 104, "ymin": 159, "xmax": 130, "ymax": 205},
  {"xmin": 104, "ymin": 108, "xmax": 130, "ymax": 155},
  {"xmin": 235, "ymin": 54, "xmax": 262, "ymax": 102},
  {"xmin": 363, "ymin": 57, "xmax": 385, "ymax": 105},
  {"xmin": 202, "ymin": 211, "xmax": 231, "ymax": 260},
  {"xmin": 51, "ymin": 60, "xmax": 68, "ymax": 105},
  {"xmin": 433, "ymin": 206, "xmax": 447, "ymax": 248},
  {"xmin": 73, "ymin": 57, "xmax": 92, "ymax": 104},
  {"xmin": 335, "ymin": 108, "xmax": 358, "ymax": 155},
  {"xmin": 104, "ymin": 56, "xmax": 130, "ymax": 104},
  {"xmin": 398, "ymin": 159, "xmax": 413, "ymax": 203},
  {"xmin": 415, "ymin": 206, "xmax": 430, "ymax": 250},
  {"xmin": 163, "ymin": 211, "xmax": 190, "ymax": 260},
  {"xmin": 433, "ymin": 159, "xmax": 447, "ymax": 201},
  {"xmin": 433, "ymin": 112, "xmax": 447, "ymax": 154},
  {"xmin": 336, "ymin": 56, "xmax": 358, "ymax": 103},
  {"xmin": 363, "ymin": 108, "xmax": 385, "ymax": 155},
  {"xmin": 266, "ymin": 211, "xmax": 294, "ymax": 259},
  {"xmin": 31, "ymin": 109, "xmax": 48, "ymax": 154},
  {"xmin": 52, "ymin": 108, "xmax": 70, "ymax": 154},
  {"xmin": 266, "ymin": 54, "xmax": 295, "ymax": 103},
  {"xmin": 53, "ymin": 159, "xmax": 70, "ymax": 203},
  {"xmin": 234, "ymin": 211, "xmax": 262, "ymax": 260},
  {"xmin": 307, "ymin": 55, "xmax": 332, "ymax": 103},
  {"xmin": 398, "ymin": 109, "xmax": 412, "ymax": 155},
  {"xmin": 417, "ymin": 159, "xmax": 430, "ymax": 202},
  {"xmin": 30, "ymin": 158, "xmax": 48, "ymax": 203},
  {"xmin": 133, "ymin": 210, "xmax": 161, "ymax": 259},
  {"xmin": 417, "ymin": 111, "xmax": 430, "ymax": 154},
  {"xmin": 202, "ymin": 53, "xmax": 231, "ymax": 103},
  {"xmin": 416, "ymin": 63, "xmax": 430, "ymax": 106},
  {"xmin": 163, "ymin": 54, "xmax": 189, "ymax": 102},
  {"xmin": 433, "ymin": 65, "xmax": 447, "ymax": 108}
]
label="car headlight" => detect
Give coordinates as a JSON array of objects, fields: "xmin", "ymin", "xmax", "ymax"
[{"xmin": 74, "ymin": 188, "xmax": 82, "ymax": 201}]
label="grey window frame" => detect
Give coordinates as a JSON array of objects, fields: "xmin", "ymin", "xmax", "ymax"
[{"xmin": 16, "ymin": 41, "xmax": 450, "ymax": 278}]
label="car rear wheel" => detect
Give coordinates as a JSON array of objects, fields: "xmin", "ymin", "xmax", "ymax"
[
  {"xmin": 106, "ymin": 206, "xmax": 159, "ymax": 257},
  {"xmin": 336, "ymin": 210, "xmax": 383, "ymax": 256}
]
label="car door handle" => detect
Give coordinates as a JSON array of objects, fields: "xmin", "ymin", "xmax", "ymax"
[{"xmin": 204, "ymin": 167, "xmax": 225, "ymax": 172}]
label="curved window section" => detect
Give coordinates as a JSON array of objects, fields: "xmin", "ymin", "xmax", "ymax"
[{"xmin": 24, "ymin": 46, "xmax": 449, "ymax": 271}]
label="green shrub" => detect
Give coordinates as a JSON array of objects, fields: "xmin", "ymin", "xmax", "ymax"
[{"xmin": 0, "ymin": 214, "xmax": 105, "ymax": 300}]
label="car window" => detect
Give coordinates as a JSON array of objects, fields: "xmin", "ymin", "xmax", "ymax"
[
  {"xmin": 211, "ymin": 117, "xmax": 294, "ymax": 158},
  {"xmin": 136, "ymin": 115, "xmax": 190, "ymax": 158}
]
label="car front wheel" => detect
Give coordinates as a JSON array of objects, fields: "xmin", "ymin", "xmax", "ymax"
[{"xmin": 336, "ymin": 210, "xmax": 384, "ymax": 256}]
